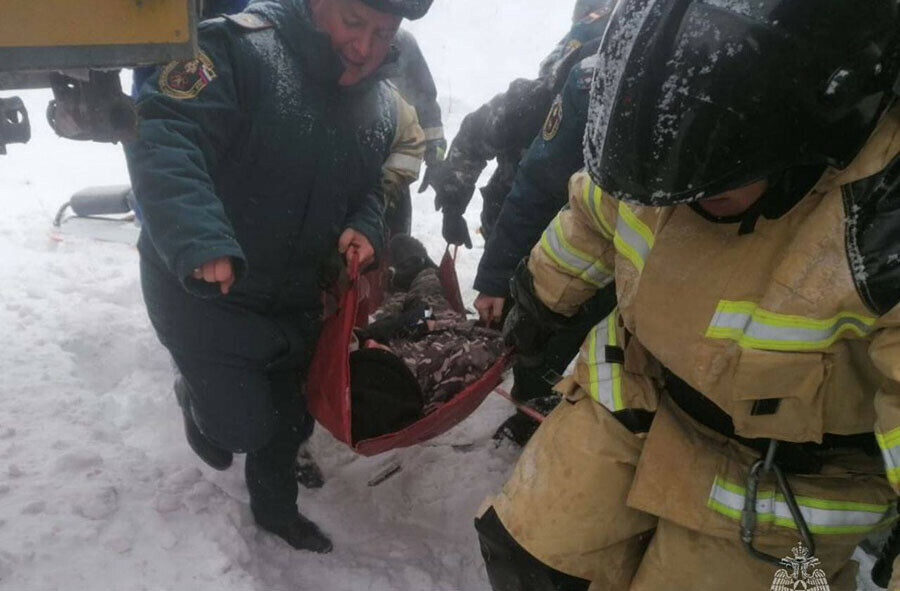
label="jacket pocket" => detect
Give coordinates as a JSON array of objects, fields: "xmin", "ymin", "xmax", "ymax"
[{"xmin": 732, "ymin": 348, "xmax": 825, "ymax": 443}]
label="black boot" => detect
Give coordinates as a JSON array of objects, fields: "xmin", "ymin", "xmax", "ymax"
[
  {"xmin": 492, "ymin": 412, "xmax": 541, "ymax": 447},
  {"xmin": 294, "ymin": 446, "xmax": 325, "ymax": 490},
  {"xmin": 255, "ymin": 511, "xmax": 333, "ymax": 553},
  {"xmin": 174, "ymin": 378, "xmax": 233, "ymax": 471}
]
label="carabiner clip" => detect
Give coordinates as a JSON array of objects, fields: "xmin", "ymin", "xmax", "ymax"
[{"xmin": 740, "ymin": 440, "xmax": 816, "ymax": 566}]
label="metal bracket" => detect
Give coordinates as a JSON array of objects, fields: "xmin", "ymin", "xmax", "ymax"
[
  {"xmin": 46, "ymin": 70, "xmax": 136, "ymax": 144},
  {"xmin": 0, "ymin": 96, "xmax": 31, "ymax": 154}
]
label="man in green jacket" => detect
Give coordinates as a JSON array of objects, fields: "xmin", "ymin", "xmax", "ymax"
[{"xmin": 125, "ymin": 0, "xmax": 432, "ymax": 553}]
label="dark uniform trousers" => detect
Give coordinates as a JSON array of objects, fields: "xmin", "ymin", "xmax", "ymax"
[{"xmin": 141, "ymin": 257, "xmax": 317, "ymax": 523}]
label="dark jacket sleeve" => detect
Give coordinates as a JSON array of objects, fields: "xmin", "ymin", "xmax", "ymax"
[
  {"xmin": 438, "ymin": 77, "xmax": 554, "ymax": 214},
  {"xmin": 346, "ymin": 182, "xmax": 387, "ymax": 264},
  {"xmin": 125, "ymin": 23, "xmax": 246, "ymax": 297},
  {"xmin": 473, "ymin": 64, "xmax": 591, "ymax": 296}
]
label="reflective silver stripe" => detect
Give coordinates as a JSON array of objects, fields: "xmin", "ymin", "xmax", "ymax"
[
  {"xmin": 613, "ymin": 211, "xmax": 652, "ymax": 271},
  {"xmin": 706, "ymin": 301, "xmax": 875, "ymax": 350},
  {"xmin": 423, "ymin": 126, "xmax": 444, "ymax": 141},
  {"xmin": 876, "ymin": 429, "xmax": 900, "ymax": 485},
  {"xmin": 384, "ymin": 153, "xmax": 423, "ymax": 176},
  {"xmin": 586, "ymin": 312, "xmax": 623, "ymax": 411},
  {"xmin": 707, "ymin": 477, "xmax": 896, "ymax": 534},
  {"xmin": 540, "ymin": 217, "xmax": 613, "ymax": 288},
  {"xmin": 587, "ymin": 321, "xmax": 615, "ymax": 410}
]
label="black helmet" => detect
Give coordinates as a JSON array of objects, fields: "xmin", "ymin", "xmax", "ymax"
[
  {"xmin": 583, "ymin": 0, "xmax": 900, "ymax": 206},
  {"xmin": 360, "ymin": 0, "xmax": 433, "ymax": 20}
]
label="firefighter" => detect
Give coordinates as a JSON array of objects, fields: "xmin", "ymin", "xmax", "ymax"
[
  {"xmin": 125, "ymin": 0, "xmax": 430, "ymax": 553},
  {"xmin": 476, "ymin": 1, "xmax": 900, "ymax": 590},
  {"xmin": 384, "ymin": 29, "xmax": 445, "ymax": 236},
  {"xmin": 426, "ymin": 0, "xmax": 614, "ymax": 248}
]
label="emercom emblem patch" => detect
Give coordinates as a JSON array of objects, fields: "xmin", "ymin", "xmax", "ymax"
[
  {"xmin": 542, "ymin": 94, "xmax": 563, "ymax": 141},
  {"xmin": 159, "ymin": 51, "xmax": 217, "ymax": 100}
]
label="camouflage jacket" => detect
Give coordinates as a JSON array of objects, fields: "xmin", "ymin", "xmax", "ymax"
[{"xmin": 367, "ymin": 268, "xmax": 503, "ymax": 406}]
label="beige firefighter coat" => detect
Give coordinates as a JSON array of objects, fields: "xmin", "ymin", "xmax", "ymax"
[
  {"xmin": 486, "ymin": 106, "xmax": 900, "ymax": 589},
  {"xmin": 382, "ymin": 86, "xmax": 426, "ymax": 208}
]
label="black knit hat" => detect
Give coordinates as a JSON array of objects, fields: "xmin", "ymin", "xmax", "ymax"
[
  {"xmin": 359, "ymin": 0, "xmax": 433, "ymax": 20},
  {"xmin": 388, "ymin": 234, "xmax": 437, "ymax": 291},
  {"xmin": 350, "ymin": 348, "xmax": 424, "ymax": 441}
]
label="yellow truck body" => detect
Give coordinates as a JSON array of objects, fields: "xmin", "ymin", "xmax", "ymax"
[{"xmin": 0, "ymin": 0, "xmax": 197, "ymax": 73}]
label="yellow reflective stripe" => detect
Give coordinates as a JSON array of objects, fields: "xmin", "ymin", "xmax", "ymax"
[
  {"xmin": 613, "ymin": 202, "xmax": 654, "ymax": 273},
  {"xmin": 708, "ymin": 476, "xmax": 897, "ymax": 535},
  {"xmin": 617, "ymin": 202, "xmax": 655, "ymax": 249},
  {"xmin": 876, "ymin": 428, "xmax": 900, "ymax": 487},
  {"xmin": 705, "ymin": 300, "xmax": 875, "ymax": 351},
  {"xmin": 539, "ymin": 215, "xmax": 613, "ymax": 288},
  {"xmin": 886, "ymin": 466, "xmax": 900, "ymax": 487},
  {"xmin": 586, "ymin": 311, "xmax": 622, "ymax": 411},
  {"xmin": 581, "ymin": 179, "xmax": 614, "ymax": 240},
  {"xmin": 587, "ymin": 324, "xmax": 602, "ymax": 405},
  {"xmin": 608, "ymin": 309, "xmax": 623, "ymax": 410},
  {"xmin": 613, "ymin": 234, "xmax": 644, "ymax": 272},
  {"xmin": 877, "ymin": 426, "xmax": 900, "ymax": 450}
]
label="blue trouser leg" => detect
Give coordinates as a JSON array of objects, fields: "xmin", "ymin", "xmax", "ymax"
[{"xmin": 141, "ymin": 257, "xmax": 318, "ymax": 521}]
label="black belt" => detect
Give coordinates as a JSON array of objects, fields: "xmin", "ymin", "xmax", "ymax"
[{"xmin": 663, "ymin": 369, "xmax": 877, "ymax": 474}]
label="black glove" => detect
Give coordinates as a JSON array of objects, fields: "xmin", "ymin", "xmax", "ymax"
[
  {"xmin": 502, "ymin": 304, "xmax": 550, "ymax": 367},
  {"xmin": 418, "ymin": 160, "xmax": 441, "ymax": 194},
  {"xmin": 417, "ymin": 139, "xmax": 448, "ymax": 194},
  {"xmin": 358, "ymin": 299, "xmax": 432, "ymax": 343},
  {"xmin": 503, "ymin": 258, "xmax": 583, "ymax": 365},
  {"xmin": 442, "ymin": 211, "xmax": 473, "ymax": 249}
]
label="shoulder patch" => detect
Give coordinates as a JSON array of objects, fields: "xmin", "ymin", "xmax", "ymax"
[
  {"xmin": 842, "ymin": 152, "xmax": 900, "ymax": 315},
  {"xmin": 542, "ymin": 94, "xmax": 563, "ymax": 142},
  {"xmin": 223, "ymin": 12, "xmax": 273, "ymax": 30},
  {"xmin": 158, "ymin": 51, "xmax": 218, "ymax": 100}
]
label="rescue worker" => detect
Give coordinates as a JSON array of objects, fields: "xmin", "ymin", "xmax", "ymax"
[
  {"xmin": 384, "ymin": 29, "xmax": 446, "ymax": 235},
  {"xmin": 477, "ymin": 1, "xmax": 900, "ymax": 589},
  {"xmin": 426, "ymin": 0, "xmax": 613, "ymax": 248},
  {"xmin": 473, "ymin": 48, "xmax": 611, "ymax": 445},
  {"xmin": 125, "ymin": 0, "xmax": 430, "ymax": 553}
]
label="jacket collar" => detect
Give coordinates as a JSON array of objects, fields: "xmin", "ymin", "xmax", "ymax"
[{"xmin": 816, "ymin": 104, "xmax": 900, "ymax": 195}]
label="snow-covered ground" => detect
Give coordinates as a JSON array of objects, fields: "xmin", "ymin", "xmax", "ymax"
[{"xmin": 0, "ymin": 3, "xmax": 571, "ymax": 590}]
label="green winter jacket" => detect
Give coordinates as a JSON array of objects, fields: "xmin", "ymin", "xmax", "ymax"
[{"xmin": 126, "ymin": 0, "xmax": 398, "ymax": 313}]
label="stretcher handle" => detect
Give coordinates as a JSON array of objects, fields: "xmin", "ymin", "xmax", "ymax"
[
  {"xmin": 493, "ymin": 386, "xmax": 545, "ymax": 423},
  {"xmin": 347, "ymin": 251, "xmax": 360, "ymax": 282}
]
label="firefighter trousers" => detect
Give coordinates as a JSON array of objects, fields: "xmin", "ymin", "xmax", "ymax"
[{"xmin": 479, "ymin": 395, "xmax": 894, "ymax": 590}]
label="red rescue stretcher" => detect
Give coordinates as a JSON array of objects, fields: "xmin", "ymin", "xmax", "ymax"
[{"xmin": 307, "ymin": 247, "xmax": 512, "ymax": 456}]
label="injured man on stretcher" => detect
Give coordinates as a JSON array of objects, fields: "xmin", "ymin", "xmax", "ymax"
[{"xmin": 348, "ymin": 235, "xmax": 504, "ymax": 441}]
